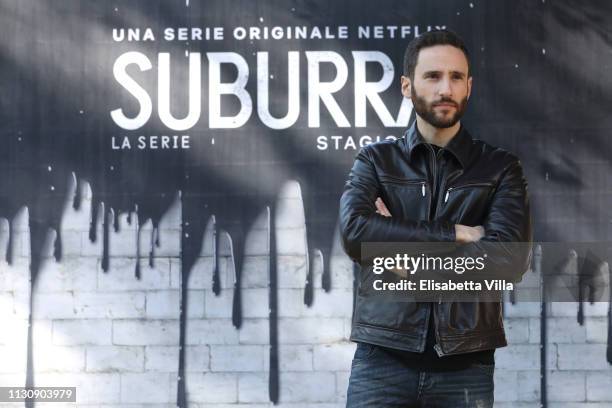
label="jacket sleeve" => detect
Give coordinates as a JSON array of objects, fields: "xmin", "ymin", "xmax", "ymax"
[
  {"xmin": 445, "ymin": 157, "xmax": 533, "ymax": 283},
  {"xmin": 339, "ymin": 147, "xmax": 456, "ymax": 263}
]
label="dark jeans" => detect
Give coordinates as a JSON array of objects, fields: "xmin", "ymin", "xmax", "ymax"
[{"xmin": 346, "ymin": 343, "xmax": 494, "ymax": 408}]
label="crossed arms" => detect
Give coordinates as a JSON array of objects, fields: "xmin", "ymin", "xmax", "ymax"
[{"xmin": 339, "ymin": 147, "xmax": 533, "ymax": 283}]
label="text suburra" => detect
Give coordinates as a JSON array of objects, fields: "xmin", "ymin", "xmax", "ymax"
[{"xmin": 110, "ymin": 50, "xmax": 414, "ymax": 151}]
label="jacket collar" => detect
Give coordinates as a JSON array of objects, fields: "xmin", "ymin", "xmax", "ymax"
[{"xmin": 404, "ymin": 121, "xmax": 472, "ymax": 168}]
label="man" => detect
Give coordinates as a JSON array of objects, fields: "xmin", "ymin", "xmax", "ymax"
[{"xmin": 339, "ymin": 30, "xmax": 532, "ymax": 407}]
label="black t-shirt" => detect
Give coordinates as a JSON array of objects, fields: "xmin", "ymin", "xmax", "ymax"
[{"xmin": 382, "ymin": 143, "xmax": 494, "ymax": 371}]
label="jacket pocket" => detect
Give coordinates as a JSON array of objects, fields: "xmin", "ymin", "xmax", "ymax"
[
  {"xmin": 378, "ymin": 176, "xmax": 429, "ymax": 220},
  {"xmin": 440, "ymin": 181, "xmax": 496, "ymax": 223}
]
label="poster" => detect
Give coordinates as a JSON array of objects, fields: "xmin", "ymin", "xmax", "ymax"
[{"xmin": 0, "ymin": 0, "xmax": 611, "ymax": 406}]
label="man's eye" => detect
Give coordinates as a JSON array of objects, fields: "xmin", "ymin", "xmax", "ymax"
[{"xmin": 426, "ymin": 74, "xmax": 439, "ymax": 79}]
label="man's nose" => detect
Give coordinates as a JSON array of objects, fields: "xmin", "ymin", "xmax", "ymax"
[{"xmin": 438, "ymin": 77, "xmax": 452, "ymax": 97}]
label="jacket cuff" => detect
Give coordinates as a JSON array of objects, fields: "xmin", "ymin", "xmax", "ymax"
[{"xmin": 440, "ymin": 221, "xmax": 456, "ymax": 242}]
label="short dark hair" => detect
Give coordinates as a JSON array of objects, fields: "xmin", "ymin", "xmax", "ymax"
[{"xmin": 403, "ymin": 29, "xmax": 471, "ymax": 79}]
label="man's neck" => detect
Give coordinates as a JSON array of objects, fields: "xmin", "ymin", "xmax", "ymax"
[{"xmin": 415, "ymin": 116, "xmax": 461, "ymax": 148}]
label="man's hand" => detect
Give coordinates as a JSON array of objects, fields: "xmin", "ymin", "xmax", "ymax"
[
  {"xmin": 375, "ymin": 197, "xmax": 484, "ymax": 243},
  {"xmin": 375, "ymin": 197, "xmax": 392, "ymax": 217},
  {"xmin": 455, "ymin": 224, "xmax": 485, "ymax": 243}
]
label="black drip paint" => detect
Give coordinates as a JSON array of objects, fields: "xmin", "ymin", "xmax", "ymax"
[
  {"xmin": 212, "ymin": 217, "xmax": 221, "ymax": 296},
  {"xmin": 536, "ymin": 245, "xmax": 547, "ymax": 408},
  {"xmin": 268, "ymin": 206, "xmax": 279, "ymax": 404}
]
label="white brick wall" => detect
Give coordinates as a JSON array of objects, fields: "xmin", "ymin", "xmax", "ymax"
[{"xmin": 0, "ymin": 179, "xmax": 610, "ymax": 407}]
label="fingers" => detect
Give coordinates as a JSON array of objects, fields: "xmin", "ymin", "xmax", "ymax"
[
  {"xmin": 375, "ymin": 197, "xmax": 392, "ymax": 217},
  {"xmin": 475, "ymin": 226, "xmax": 485, "ymax": 240}
]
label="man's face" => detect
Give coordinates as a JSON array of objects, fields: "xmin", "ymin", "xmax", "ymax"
[{"xmin": 401, "ymin": 45, "xmax": 472, "ymax": 129}]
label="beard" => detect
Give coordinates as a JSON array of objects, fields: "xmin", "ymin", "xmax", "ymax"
[{"xmin": 411, "ymin": 85, "xmax": 468, "ymax": 129}]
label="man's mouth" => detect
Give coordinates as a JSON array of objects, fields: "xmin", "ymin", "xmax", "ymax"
[{"xmin": 433, "ymin": 103, "xmax": 457, "ymax": 108}]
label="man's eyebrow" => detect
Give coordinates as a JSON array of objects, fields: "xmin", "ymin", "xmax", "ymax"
[
  {"xmin": 451, "ymin": 70, "xmax": 467, "ymax": 78},
  {"xmin": 421, "ymin": 70, "xmax": 467, "ymax": 78}
]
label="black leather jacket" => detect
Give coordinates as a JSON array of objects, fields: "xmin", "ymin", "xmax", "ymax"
[{"xmin": 339, "ymin": 123, "xmax": 533, "ymax": 356}]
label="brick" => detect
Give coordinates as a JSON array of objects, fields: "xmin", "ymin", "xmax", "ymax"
[
  {"xmin": 120, "ymin": 372, "xmax": 173, "ymax": 403},
  {"xmin": 586, "ymin": 318, "xmax": 607, "ymax": 343},
  {"xmin": 493, "ymin": 369, "xmax": 518, "ymax": 401},
  {"xmin": 242, "ymin": 289, "xmax": 270, "ymax": 318},
  {"xmin": 276, "ymin": 197, "xmax": 306, "ymax": 229},
  {"xmin": 210, "ymin": 345, "xmax": 266, "ymax": 372},
  {"xmin": 144, "ymin": 346, "xmax": 180, "ymax": 372},
  {"xmin": 238, "ymin": 319, "xmax": 269, "ymax": 345},
  {"xmin": 547, "ymin": 343, "xmax": 559, "ymax": 370},
  {"xmin": 81, "ymin": 230, "xmax": 103, "ymax": 257},
  {"xmin": 198, "ymin": 256, "xmax": 235, "ymax": 290},
  {"xmin": 557, "ymin": 344, "xmax": 610, "ymax": 370},
  {"xmin": 277, "ymin": 289, "xmax": 307, "ymax": 317},
  {"xmin": 108, "ymin": 212, "xmax": 138, "ymax": 257},
  {"xmin": 185, "ymin": 319, "xmax": 239, "ymax": 345},
  {"xmin": 278, "ymin": 345, "xmax": 313, "ymax": 371},
  {"xmin": 278, "ymin": 372, "xmax": 336, "ymax": 402},
  {"xmin": 53, "ymin": 320, "xmax": 112, "ymax": 345},
  {"xmin": 85, "ymin": 346, "xmax": 143, "ymax": 373},
  {"xmin": 35, "ymin": 372, "xmax": 120, "ymax": 404},
  {"xmin": 278, "ymin": 318, "xmax": 345, "ymax": 344},
  {"xmin": 32, "ymin": 345, "xmax": 85, "ymax": 372},
  {"xmin": 0, "ymin": 373, "xmax": 26, "ymax": 388},
  {"xmin": 187, "ymin": 256, "xmax": 216, "ymax": 289},
  {"xmin": 518, "ymin": 370, "xmax": 541, "ymax": 401},
  {"xmin": 548, "ymin": 317, "xmax": 587, "ymax": 343},
  {"xmin": 244, "ymin": 228, "xmax": 269, "ymax": 256},
  {"xmin": 586, "ymin": 371, "xmax": 612, "ymax": 401},
  {"xmin": 503, "ymin": 318, "xmax": 530, "ymax": 344},
  {"xmin": 34, "ymin": 257, "xmax": 97, "ymax": 291},
  {"xmin": 57, "ymin": 230, "xmax": 82, "ymax": 255},
  {"xmin": 74, "ymin": 292, "xmax": 145, "ymax": 319},
  {"xmin": 0, "ymin": 345, "xmax": 28, "ymax": 373},
  {"xmin": 0, "ymin": 314, "xmax": 29, "ymax": 346},
  {"xmin": 547, "ymin": 404, "xmax": 612, "ymax": 408},
  {"xmin": 153, "ymin": 229, "xmax": 181, "ymax": 257},
  {"xmin": 336, "ymin": 370, "xmax": 351, "ymax": 401},
  {"xmin": 583, "ymin": 302, "xmax": 609, "ymax": 317},
  {"xmin": 12, "ymin": 290, "xmax": 30, "ymax": 318},
  {"xmin": 185, "ymin": 345, "xmax": 210, "ymax": 372},
  {"xmin": 278, "ymin": 180, "xmax": 303, "ymax": 199},
  {"xmin": 528, "ymin": 317, "xmax": 541, "ymax": 343},
  {"xmin": 241, "ymin": 256, "xmax": 270, "ymax": 288},
  {"xmin": 32, "ymin": 292, "xmax": 76, "ymax": 319},
  {"xmin": 98, "ymin": 258, "xmax": 171, "ymax": 290},
  {"xmin": 204, "ymin": 289, "xmax": 233, "ymax": 318},
  {"xmin": 277, "ymin": 255, "xmax": 308, "ymax": 288},
  {"xmin": 276, "ymin": 228, "xmax": 307, "ymax": 256},
  {"xmin": 313, "ymin": 343, "xmax": 355, "ymax": 371},
  {"xmin": 503, "ymin": 301, "xmax": 541, "ymax": 317},
  {"xmin": 550, "ymin": 302, "xmax": 608, "ymax": 318},
  {"xmin": 495, "ymin": 344, "xmax": 540, "ymax": 370},
  {"xmin": 548, "ymin": 371, "xmax": 586, "ymax": 402},
  {"xmin": 344, "ymin": 320, "xmax": 353, "ymax": 340},
  {"xmin": 301, "ymin": 289, "xmax": 353, "ymax": 318},
  {"xmin": 329, "ymin": 255, "xmax": 356, "ymax": 290},
  {"xmin": 113, "ymin": 320, "xmax": 179, "ymax": 346},
  {"xmin": 185, "ymin": 372, "xmax": 237, "ymax": 403},
  {"xmin": 145, "ymin": 290, "xmax": 181, "ymax": 319},
  {"xmin": 186, "ymin": 290, "xmax": 205, "ymax": 318},
  {"xmin": 238, "ymin": 373, "xmax": 268, "ymax": 403}
]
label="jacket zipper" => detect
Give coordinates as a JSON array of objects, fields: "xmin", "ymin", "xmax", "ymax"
[
  {"xmin": 379, "ymin": 175, "xmax": 427, "ymax": 187},
  {"xmin": 443, "ymin": 182, "xmax": 495, "ymax": 203},
  {"xmin": 425, "ymin": 144, "xmax": 443, "ymax": 352}
]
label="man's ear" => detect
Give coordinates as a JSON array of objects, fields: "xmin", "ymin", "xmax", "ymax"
[
  {"xmin": 401, "ymin": 75, "xmax": 412, "ymax": 99},
  {"xmin": 467, "ymin": 76, "xmax": 473, "ymax": 99}
]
